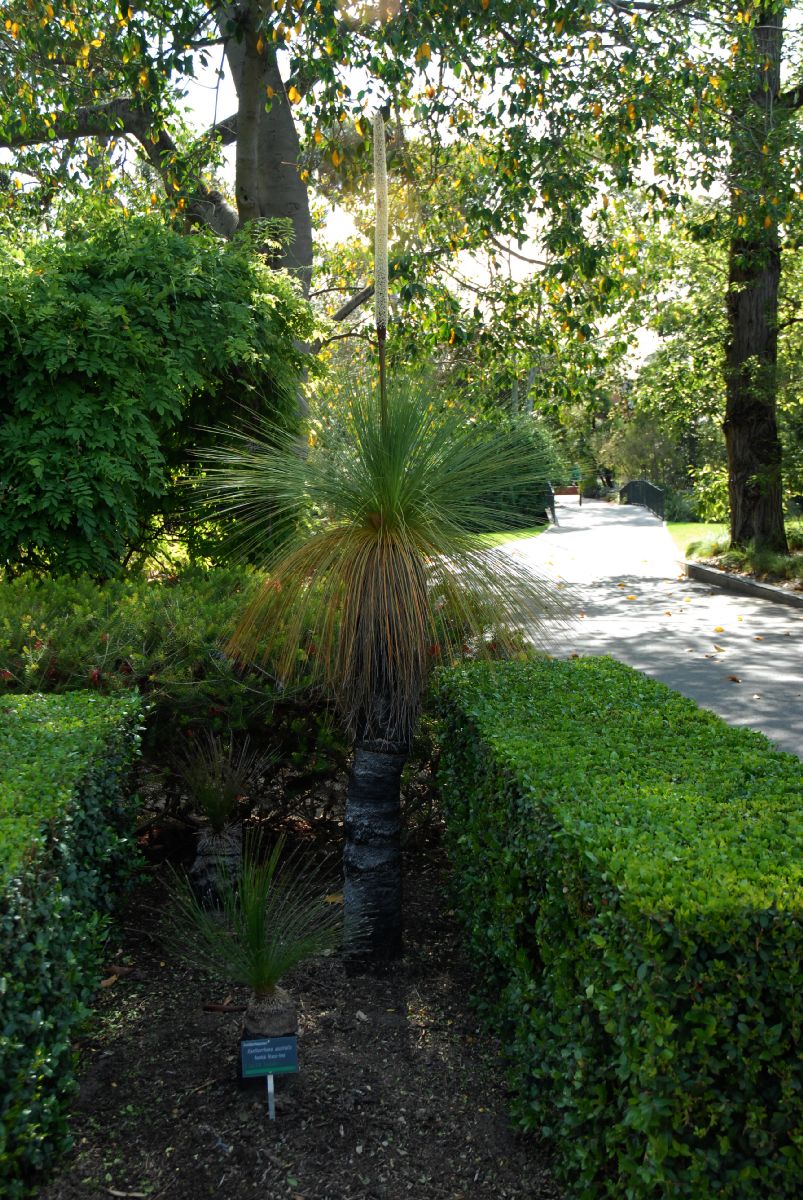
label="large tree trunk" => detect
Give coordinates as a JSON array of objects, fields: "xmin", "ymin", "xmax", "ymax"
[
  {"xmin": 724, "ymin": 4, "xmax": 788, "ymax": 552},
  {"xmin": 342, "ymin": 739, "xmax": 406, "ymax": 971},
  {"xmin": 257, "ymin": 55, "xmax": 314, "ymax": 296},
  {"xmin": 224, "ymin": 15, "xmax": 313, "ymax": 295}
]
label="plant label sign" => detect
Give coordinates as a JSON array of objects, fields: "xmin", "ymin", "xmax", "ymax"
[{"xmin": 240, "ymin": 1036, "xmax": 298, "ymax": 1078}]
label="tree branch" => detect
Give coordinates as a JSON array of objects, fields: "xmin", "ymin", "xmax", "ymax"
[
  {"xmin": 332, "ymin": 283, "xmax": 374, "ymax": 322},
  {"xmin": 488, "ymin": 235, "xmax": 548, "ymax": 267},
  {"xmin": 0, "ymin": 96, "xmax": 239, "ymax": 240},
  {"xmin": 208, "ymin": 111, "xmax": 239, "ymax": 145},
  {"xmin": 0, "ymin": 97, "xmax": 148, "ymax": 150}
]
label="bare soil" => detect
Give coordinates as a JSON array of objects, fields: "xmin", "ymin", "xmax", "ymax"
[{"xmin": 37, "ymin": 808, "xmax": 561, "ymax": 1200}]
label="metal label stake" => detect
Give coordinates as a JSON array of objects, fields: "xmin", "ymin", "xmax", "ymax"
[{"xmin": 266, "ymin": 1073, "xmax": 275, "ymax": 1120}]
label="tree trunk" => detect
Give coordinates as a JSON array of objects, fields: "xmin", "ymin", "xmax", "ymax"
[
  {"xmin": 224, "ymin": 15, "xmax": 313, "ymax": 294},
  {"xmin": 342, "ymin": 739, "xmax": 406, "ymax": 971},
  {"xmin": 257, "ymin": 55, "xmax": 314, "ymax": 295},
  {"xmin": 724, "ymin": 4, "xmax": 788, "ymax": 552}
]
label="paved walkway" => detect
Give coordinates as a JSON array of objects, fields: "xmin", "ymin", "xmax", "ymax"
[{"xmin": 507, "ymin": 499, "xmax": 803, "ymax": 758}]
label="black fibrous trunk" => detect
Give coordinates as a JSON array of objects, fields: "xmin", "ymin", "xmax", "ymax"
[{"xmin": 342, "ymin": 738, "xmax": 407, "ymax": 971}]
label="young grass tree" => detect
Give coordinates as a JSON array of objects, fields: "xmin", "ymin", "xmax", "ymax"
[
  {"xmin": 169, "ymin": 837, "xmax": 341, "ymax": 1037},
  {"xmin": 202, "ymin": 114, "xmax": 564, "ymax": 968}
]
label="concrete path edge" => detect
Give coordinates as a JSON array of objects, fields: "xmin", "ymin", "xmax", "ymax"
[{"xmin": 684, "ymin": 561, "xmax": 803, "ymax": 610}]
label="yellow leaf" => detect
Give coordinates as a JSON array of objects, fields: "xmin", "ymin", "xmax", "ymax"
[
  {"xmin": 331, "ymin": 148, "xmax": 341, "ymax": 167},
  {"xmin": 626, "ymin": 594, "xmax": 637, "ymax": 600},
  {"xmin": 313, "ymin": 128, "xmax": 322, "ymax": 145},
  {"xmin": 415, "ymin": 42, "xmax": 431, "ymax": 62},
  {"xmin": 764, "ymin": 215, "xmax": 772, "ymax": 228},
  {"xmin": 138, "ymin": 69, "xmax": 149, "ymax": 87},
  {"xmin": 714, "ymin": 626, "xmax": 724, "ymax": 633},
  {"xmin": 287, "ymin": 84, "xmax": 301, "ymax": 103},
  {"xmin": 256, "ymin": 34, "xmax": 264, "ymax": 54},
  {"xmin": 266, "ymin": 85, "xmax": 275, "ymax": 99},
  {"xmin": 555, "ymin": 18, "xmax": 564, "ymax": 34}
]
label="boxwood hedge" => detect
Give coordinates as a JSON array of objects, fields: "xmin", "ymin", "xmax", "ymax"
[
  {"xmin": 435, "ymin": 656, "xmax": 803, "ymax": 1199},
  {"xmin": 0, "ymin": 691, "xmax": 142, "ymax": 1197}
]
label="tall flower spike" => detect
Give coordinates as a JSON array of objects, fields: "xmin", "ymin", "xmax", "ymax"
[{"xmin": 373, "ymin": 110, "xmax": 389, "ymax": 424}]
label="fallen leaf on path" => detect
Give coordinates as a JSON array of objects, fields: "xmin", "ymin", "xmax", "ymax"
[
  {"xmin": 99, "ymin": 975, "xmax": 118, "ymax": 989},
  {"xmin": 714, "ymin": 625, "xmax": 724, "ymax": 632},
  {"xmin": 754, "ymin": 635, "xmax": 764, "ymax": 641},
  {"xmin": 665, "ymin": 611, "xmax": 672, "ymax": 616},
  {"xmin": 728, "ymin": 675, "xmax": 742, "ymax": 683},
  {"xmin": 713, "ymin": 644, "xmax": 725, "ymax": 652},
  {"xmin": 617, "ymin": 583, "xmax": 626, "ymax": 589},
  {"xmin": 626, "ymin": 595, "xmax": 637, "ymax": 600}
]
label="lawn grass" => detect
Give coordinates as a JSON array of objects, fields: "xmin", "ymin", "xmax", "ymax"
[
  {"xmin": 669, "ymin": 518, "xmax": 803, "ymax": 584},
  {"xmin": 666, "ymin": 522, "xmax": 728, "ymax": 555},
  {"xmin": 475, "ymin": 524, "xmax": 549, "ymax": 548}
]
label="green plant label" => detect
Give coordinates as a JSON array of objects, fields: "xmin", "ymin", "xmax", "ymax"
[{"xmin": 240, "ymin": 1036, "xmax": 298, "ymax": 1077}]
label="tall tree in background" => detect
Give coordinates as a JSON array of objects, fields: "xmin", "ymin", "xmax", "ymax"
[{"xmin": 422, "ymin": 1, "xmax": 803, "ymax": 550}]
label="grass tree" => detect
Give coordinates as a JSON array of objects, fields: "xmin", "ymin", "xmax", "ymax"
[
  {"xmin": 202, "ymin": 114, "xmax": 563, "ymax": 968},
  {"xmin": 174, "ymin": 733, "xmax": 277, "ymax": 907},
  {"xmin": 168, "ymin": 837, "xmax": 341, "ymax": 1038}
]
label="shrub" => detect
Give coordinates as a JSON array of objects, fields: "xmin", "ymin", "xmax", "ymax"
[
  {"xmin": 663, "ymin": 489, "xmax": 698, "ymax": 523},
  {"xmin": 0, "ymin": 691, "xmax": 143, "ymax": 1196},
  {"xmin": 435, "ymin": 657, "xmax": 803, "ymax": 1199},
  {"xmin": 0, "ymin": 206, "xmax": 313, "ymax": 576},
  {"xmin": 0, "ymin": 569, "xmax": 274, "ymax": 748},
  {"xmin": 691, "ymin": 464, "xmax": 730, "ymax": 522}
]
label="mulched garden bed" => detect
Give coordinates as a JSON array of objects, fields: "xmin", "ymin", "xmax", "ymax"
[{"xmin": 38, "ymin": 785, "xmax": 561, "ymax": 1200}]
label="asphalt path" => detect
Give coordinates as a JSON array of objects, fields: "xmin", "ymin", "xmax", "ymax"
[{"xmin": 507, "ymin": 498, "xmax": 803, "ymax": 759}]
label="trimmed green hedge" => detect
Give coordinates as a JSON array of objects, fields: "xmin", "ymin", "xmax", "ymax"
[
  {"xmin": 0, "ymin": 692, "xmax": 142, "ymax": 1197},
  {"xmin": 436, "ymin": 657, "xmax": 803, "ymax": 1199}
]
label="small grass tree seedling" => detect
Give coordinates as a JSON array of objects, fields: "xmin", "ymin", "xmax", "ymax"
[{"xmin": 167, "ymin": 836, "xmax": 342, "ymax": 1040}]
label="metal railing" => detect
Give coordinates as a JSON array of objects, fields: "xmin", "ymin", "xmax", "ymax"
[{"xmin": 619, "ymin": 479, "xmax": 665, "ymax": 520}]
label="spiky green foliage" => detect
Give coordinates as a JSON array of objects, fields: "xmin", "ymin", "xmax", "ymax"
[
  {"xmin": 167, "ymin": 838, "xmax": 341, "ymax": 994},
  {"xmin": 175, "ymin": 732, "xmax": 277, "ymax": 833},
  {"xmin": 201, "ymin": 381, "xmax": 566, "ymax": 743}
]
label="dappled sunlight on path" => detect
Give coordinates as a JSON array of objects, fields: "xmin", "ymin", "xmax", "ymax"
[{"xmin": 508, "ymin": 499, "xmax": 803, "ymax": 758}]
